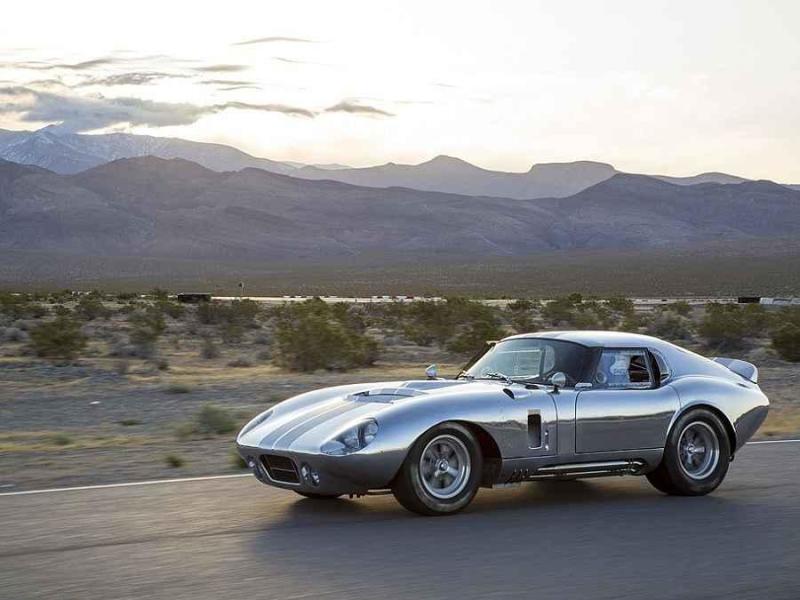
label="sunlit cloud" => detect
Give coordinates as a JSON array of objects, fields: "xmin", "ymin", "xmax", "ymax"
[
  {"xmin": 233, "ymin": 36, "xmax": 316, "ymax": 46},
  {"xmin": 194, "ymin": 64, "xmax": 249, "ymax": 73},
  {"xmin": 75, "ymin": 72, "xmax": 190, "ymax": 87},
  {"xmin": 0, "ymin": 86, "xmax": 316, "ymax": 132},
  {"xmin": 325, "ymin": 100, "xmax": 393, "ymax": 117}
]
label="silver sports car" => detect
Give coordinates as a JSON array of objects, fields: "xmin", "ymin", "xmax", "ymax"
[{"xmin": 236, "ymin": 331, "xmax": 768, "ymax": 516}]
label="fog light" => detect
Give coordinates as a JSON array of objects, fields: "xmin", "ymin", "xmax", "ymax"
[
  {"xmin": 247, "ymin": 457, "xmax": 256, "ymax": 469},
  {"xmin": 300, "ymin": 463, "xmax": 320, "ymax": 487}
]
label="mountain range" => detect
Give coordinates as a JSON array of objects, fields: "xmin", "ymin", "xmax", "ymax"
[
  {"xmin": 2, "ymin": 156, "xmax": 799, "ymax": 265},
  {"xmin": 2, "ymin": 127, "xmax": 793, "ymax": 200}
]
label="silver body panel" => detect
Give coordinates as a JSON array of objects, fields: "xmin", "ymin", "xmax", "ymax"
[{"xmin": 237, "ymin": 331, "xmax": 769, "ymax": 496}]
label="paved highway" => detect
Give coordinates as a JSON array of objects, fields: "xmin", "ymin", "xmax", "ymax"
[{"xmin": 1, "ymin": 442, "xmax": 798, "ymax": 600}]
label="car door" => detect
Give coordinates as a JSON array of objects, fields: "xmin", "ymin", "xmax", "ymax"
[{"xmin": 575, "ymin": 347, "xmax": 679, "ymax": 454}]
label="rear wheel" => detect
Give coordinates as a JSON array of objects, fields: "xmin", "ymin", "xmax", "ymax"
[
  {"xmin": 647, "ymin": 408, "xmax": 731, "ymax": 496},
  {"xmin": 392, "ymin": 423, "xmax": 482, "ymax": 516}
]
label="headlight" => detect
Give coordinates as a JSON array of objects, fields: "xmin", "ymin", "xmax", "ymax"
[
  {"xmin": 238, "ymin": 409, "xmax": 273, "ymax": 437},
  {"xmin": 322, "ymin": 419, "xmax": 379, "ymax": 455}
]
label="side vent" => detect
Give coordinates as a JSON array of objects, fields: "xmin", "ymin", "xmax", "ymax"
[{"xmin": 528, "ymin": 413, "xmax": 542, "ymax": 448}]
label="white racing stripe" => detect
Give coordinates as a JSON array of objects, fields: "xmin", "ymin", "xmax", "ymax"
[{"xmin": 1, "ymin": 439, "xmax": 798, "ymax": 497}]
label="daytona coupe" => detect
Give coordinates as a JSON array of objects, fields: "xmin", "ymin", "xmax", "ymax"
[{"xmin": 236, "ymin": 331, "xmax": 768, "ymax": 516}]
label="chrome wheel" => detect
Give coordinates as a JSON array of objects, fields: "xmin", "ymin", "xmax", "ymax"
[
  {"xmin": 419, "ymin": 434, "xmax": 471, "ymax": 500},
  {"xmin": 677, "ymin": 421, "xmax": 720, "ymax": 480}
]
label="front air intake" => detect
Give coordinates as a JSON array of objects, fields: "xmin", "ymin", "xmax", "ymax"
[{"xmin": 261, "ymin": 454, "xmax": 300, "ymax": 484}]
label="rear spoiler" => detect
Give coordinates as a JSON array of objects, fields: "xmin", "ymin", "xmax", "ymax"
[{"xmin": 712, "ymin": 357, "xmax": 758, "ymax": 383}]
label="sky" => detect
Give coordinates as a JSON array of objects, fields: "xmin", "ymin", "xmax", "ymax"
[{"xmin": 1, "ymin": 0, "xmax": 798, "ymax": 180}]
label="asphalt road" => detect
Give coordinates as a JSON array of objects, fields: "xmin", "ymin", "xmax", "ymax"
[{"xmin": 1, "ymin": 442, "xmax": 798, "ymax": 600}]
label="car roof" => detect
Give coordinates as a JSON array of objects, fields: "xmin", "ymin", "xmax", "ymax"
[{"xmin": 503, "ymin": 330, "xmax": 673, "ymax": 349}]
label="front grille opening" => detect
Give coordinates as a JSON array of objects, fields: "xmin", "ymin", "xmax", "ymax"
[{"xmin": 261, "ymin": 454, "xmax": 300, "ymax": 484}]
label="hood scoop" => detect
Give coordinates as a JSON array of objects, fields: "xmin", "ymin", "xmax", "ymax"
[
  {"xmin": 347, "ymin": 380, "xmax": 467, "ymax": 403},
  {"xmin": 348, "ymin": 387, "xmax": 426, "ymax": 403}
]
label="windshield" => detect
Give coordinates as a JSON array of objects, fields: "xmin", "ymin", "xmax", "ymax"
[{"xmin": 463, "ymin": 338, "xmax": 593, "ymax": 387}]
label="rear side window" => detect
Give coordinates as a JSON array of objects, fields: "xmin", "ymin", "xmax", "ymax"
[
  {"xmin": 593, "ymin": 349, "xmax": 654, "ymax": 389},
  {"xmin": 651, "ymin": 351, "xmax": 671, "ymax": 383}
]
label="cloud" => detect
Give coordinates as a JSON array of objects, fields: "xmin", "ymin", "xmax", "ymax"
[
  {"xmin": 272, "ymin": 57, "xmax": 310, "ymax": 65},
  {"xmin": 75, "ymin": 72, "xmax": 189, "ymax": 87},
  {"xmin": 2, "ymin": 58, "xmax": 118, "ymax": 71},
  {"xmin": 0, "ymin": 86, "xmax": 315, "ymax": 132},
  {"xmin": 233, "ymin": 36, "xmax": 316, "ymax": 46},
  {"xmin": 194, "ymin": 64, "xmax": 249, "ymax": 73},
  {"xmin": 218, "ymin": 85, "xmax": 261, "ymax": 91},
  {"xmin": 200, "ymin": 79, "xmax": 257, "ymax": 86},
  {"xmin": 325, "ymin": 100, "xmax": 393, "ymax": 117},
  {"xmin": 223, "ymin": 101, "xmax": 315, "ymax": 118}
]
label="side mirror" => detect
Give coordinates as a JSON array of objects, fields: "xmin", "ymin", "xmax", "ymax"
[
  {"xmin": 425, "ymin": 364, "xmax": 438, "ymax": 380},
  {"xmin": 549, "ymin": 371, "xmax": 567, "ymax": 392}
]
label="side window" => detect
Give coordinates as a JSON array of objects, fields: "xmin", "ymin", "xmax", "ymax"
[
  {"xmin": 594, "ymin": 349, "xmax": 654, "ymax": 390},
  {"xmin": 651, "ymin": 351, "xmax": 671, "ymax": 383}
]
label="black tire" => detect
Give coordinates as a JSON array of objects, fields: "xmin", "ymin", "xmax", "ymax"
[
  {"xmin": 647, "ymin": 408, "xmax": 731, "ymax": 496},
  {"xmin": 294, "ymin": 491, "xmax": 341, "ymax": 499},
  {"xmin": 392, "ymin": 422, "xmax": 483, "ymax": 516}
]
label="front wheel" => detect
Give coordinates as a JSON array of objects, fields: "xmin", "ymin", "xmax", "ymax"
[
  {"xmin": 392, "ymin": 423, "xmax": 483, "ymax": 516},
  {"xmin": 647, "ymin": 408, "xmax": 731, "ymax": 496}
]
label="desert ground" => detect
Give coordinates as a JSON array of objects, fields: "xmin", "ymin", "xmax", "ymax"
[{"xmin": 1, "ymin": 293, "xmax": 797, "ymax": 492}]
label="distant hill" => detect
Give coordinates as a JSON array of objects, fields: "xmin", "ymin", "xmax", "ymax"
[
  {"xmin": 0, "ymin": 126, "xmax": 297, "ymax": 175},
  {"xmin": 2, "ymin": 128, "xmax": 781, "ymax": 199},
  {"xmin": 652, "ymin": 172, "xmax": 749, "ymax": 186},
  {"xmin": 2, "ymin": 157, "xmax": 799, "ymax": 265},
  {"xmin": 293, "ymin": 156, "xmax": 619, "ymax": 199}
]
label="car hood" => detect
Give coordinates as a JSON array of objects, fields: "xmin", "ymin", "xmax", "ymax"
[{"xmin": 237, "ymin": 379, "xmax": 509, "ymax": 451}]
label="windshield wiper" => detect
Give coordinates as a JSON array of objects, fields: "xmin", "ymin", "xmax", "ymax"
[{"xmin": 478, "ymin": 371, "xmax": 513, "ymax": 384}]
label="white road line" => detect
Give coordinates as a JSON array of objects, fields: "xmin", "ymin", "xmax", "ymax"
[
  {"xmin": 0, "ymin": 474, "xmax": 250, "ymax": 497},
  {"xmin": 1, "ymin": 439, "xmax": 798, "ymax": 497}
]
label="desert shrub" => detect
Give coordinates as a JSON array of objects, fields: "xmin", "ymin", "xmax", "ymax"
[
  {"xmin": 149, "ymin": 287, "xmax": 170, "ymax": 301},
  {"xmin": 252, "ymin": 332, "xmax": 271, "ymax": 345},
  {"xmin": 0, "ymin": 293, "xmax": 47, "ymax": 320},
  {"xmin": 647, "ymin": 313, "xmax": 693, "ymax": 342},
  {"xmin": 665, "ymin": 301, "xmax": 692, "ymax": 316},
  {"xmin": 155, "ymin": 358, "xmax": 170, "ymax": 371},
  {"xmin": 156, "ymin": 300, "xmax": 185, "ymax": 319},
  {"xmin": 447, "ymin": 318, "xmax": 505, "ymax": 353},
  {"xmin": 114, "ymin": 360, "xmax": 130, "ymax": 375},
  {"xmin": 220, "ymin": 322, "xmax": 244, "ymax": 344},
  {"xmin": 195, "ymin": 404, "xmax": 237, "ymax": 435},
  {"xmin": 605, "ymin": 296, "xmax": 635, "ymax": 316},
  {"xmin": 507, "ymin": 298, "xmax": 537, "ymax": 312},
  {"xmin": 28, "ymin": 317, "xmax": 87, "ymax": 360},
  {"xmin": 541, "ymin": 296, "xmax": 576, "ymax": 325},
  {"xmin": 165, "ymin": 454, "xmax": 185, "ymax": 468},
  {"xmin": 75, "ymin": 295, "xmax": 111, "ymax": 321},
  {"xmin": 227, "ymin": 356, "xmax": 253, "ymax": 368},
  {"xmin": 1, "ymin": 327, "xmax": 29, "ymax": 343},
  {"xmin": 164, "ymin": 383, "xmax": 191, "ymax": 394},
  {"xmin": 401, "ymin": 298, "xmax": 504, "ymax": 352},
  {"xmin": 699, "ymin": 303, "xmax": 770, "ymax": 350},
  {"xmin": 256, "ymin": 348, "xmax": 272, "ymax": 362},
  {"xmin": 200, "ymin": 337, "xmax": 220, "ymax": 359},
  {"xmin": 274, "ymin": 299, "xmax": 379, "ymax": 371},
  {"xmin": 128, "ymin": 306, "xmax": 166, "ymax": 357},
  {"xmin": 50, "ymin": 432, "xmax": 73, "ymax": 446},
  {"xmin": 117, "ymin": 418, "xmax": 141, "ymax": 426},
  {"xmin": 197, "ymin": 299, "xmax": 260, "ymax": 327},
  {"xmin": 772, "ymin": 324, "xmax": 800, "ymax": 362},
  {"xmin": 699, "ymin": 305, "xmax": 746, "ymax": 350}
]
